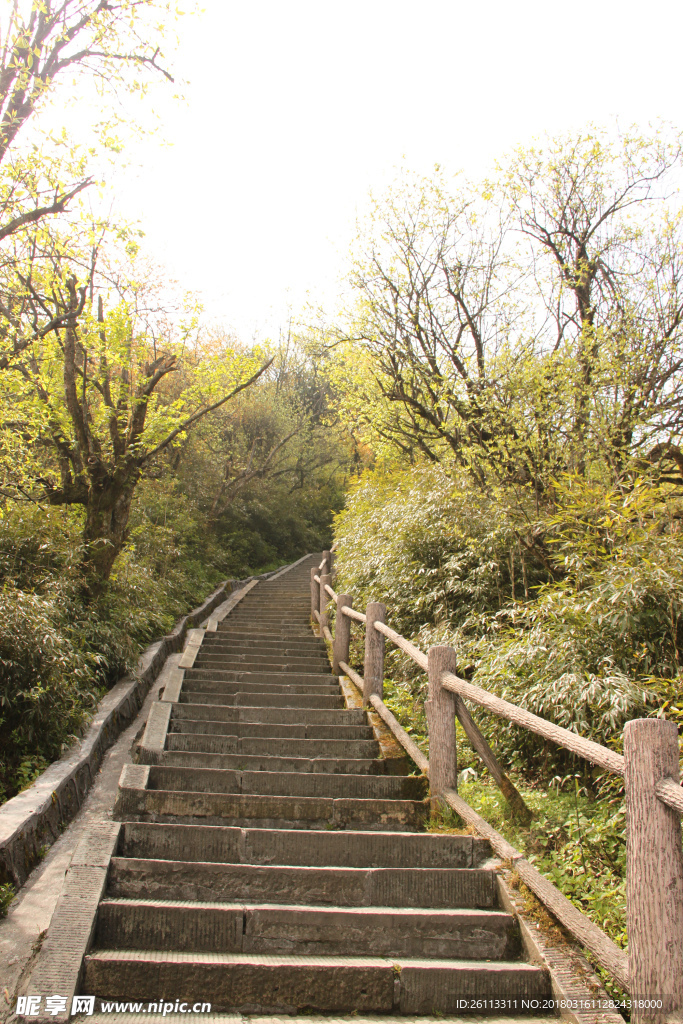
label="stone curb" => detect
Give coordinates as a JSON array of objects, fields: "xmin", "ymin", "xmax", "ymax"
[{"xmin": 0, "ymin": 560, "xmax": 302, "ymax": 889}]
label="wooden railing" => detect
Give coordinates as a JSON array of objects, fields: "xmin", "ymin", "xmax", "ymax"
[{"xmin": 310, "ymin": 550, "xmax": 683, "ymax": 1022}]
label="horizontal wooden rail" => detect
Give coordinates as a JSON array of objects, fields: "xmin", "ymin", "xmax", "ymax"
[
  {"xmin": 322, "ymin": 625, "xmax": 333, "ymax": 644},
  {"xmin": 374, "ymin": 620, "xmax": 428, "ymax": 670},
  {"xmin": 656, "ymin": 777, "xmax": 683, "ymax": 815},
  {"xmin": 441, "ymin": 788, "xmax": 629, "ymax": 990},
  {"xmin": 441, "ymin": 671, "xmax": 625, "ymax": 776},
  {"xmin": 339, "ymin": 660, "xmax": 430, "ymax": 773},
  {"xmin": 314, "ymin": 574, "xmax": 321, "ymax": 584},
  {"xmin": 338, "ymin": 660, "xmax": 364, "ymax": 691},
  {"xmin": 323, "ymin": 560, "xmax": 683, "ymax": 1003},
  {"xmin": 335, "ymin": 625, "xmax": 626, "ymax": 987},
  {"xmin": 312, "ymin": 608, "xmax": 321, "ymax": 623},
  {"xmin": 341, "ymin": 605, "xmax": 367, "ymax": 624},
  {"xmin": 371, "ymin": 619, "xmax": 619, "ymax": 778},
  {"xmin": 368, "ymin": 693, "xmax": 429, "ymax": 773}
]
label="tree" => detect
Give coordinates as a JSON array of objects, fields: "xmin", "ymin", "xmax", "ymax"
[
  {"xmin": 504, "ymin": 131, "xmax": 683, "ymax": 477},
  {"xmin": 0, "ymin": 245, "xmax": 273, "ymax": 591},
  {"xmin": 338, "ymin": 129, "xmax": 683, "ymax": 494},
  {"xmin": 171, "ymin": 338, "xmax": 353, "ymax": 523},
  {"xmin": 0, "ymin": 0, "xmax": 179, "ymax": 224},
  {"xmin": 0, "ymin": 0, "xmax": 184, "ymax": 373}
]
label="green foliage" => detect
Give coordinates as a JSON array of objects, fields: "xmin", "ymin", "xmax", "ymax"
[
  {"xmin": 429, "ymin": 775, "xmax": 627, "ymax": 953},
  {"xmin": 0, "ymin": 380, "xmax": 347, "ymax": 804},
  {"xmin": 0, "ymin": 881, "xmax": 16, "ymax": 918},
  {"xmin": 0, "ymin": 582, "xmax": 99, "ymax": 802},
  {"xmin": 332, "ymin": 128, "xmax": 683, "ymax": 492},
  {"xmin": 335, "ymin": 464, "xmax": 676, "ymax": 780}
]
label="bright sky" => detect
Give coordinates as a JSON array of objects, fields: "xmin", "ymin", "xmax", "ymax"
[{"xmin": 94, "ymin": 0, "xmax": 683, "ymax": 340}]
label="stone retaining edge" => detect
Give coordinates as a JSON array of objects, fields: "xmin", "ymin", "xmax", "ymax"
[{"xmin": 0, "ymin": 557, "xmax": 304, "ymax": 889}]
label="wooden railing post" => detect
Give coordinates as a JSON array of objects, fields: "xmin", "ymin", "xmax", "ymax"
[
  {"xmin": 363, "ymin": 602, "xmax": 386, "ymax": 703},
  {"xmin": 310, "ymin": 567, "xmax": 319, "ymax": 623},
  {"xmin": 426, "ymin": 646, "xmax": 458, "ymax": 800},
  {"xmin": 321, "ymin": 549, "xmax": 331, "ymax": 575},
  {"xmin": 319, "ymin": 571, "xmax": 332, "ymax": 630},
  {"xmin": 333, "ymin": 594, "xmax": 353, "ymax": 674},
  {"xmin": 625, "ymin": 718, "xmax": 683, "ymax": 1022}
]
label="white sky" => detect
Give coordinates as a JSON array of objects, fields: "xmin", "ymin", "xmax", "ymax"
[{"xmin": 73, "ymin": 0, "xmax": 683, "ymax": 340}]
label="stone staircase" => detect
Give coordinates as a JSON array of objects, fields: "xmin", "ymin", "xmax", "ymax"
[{"xmin": 80, "ymin": 554, "xmax": 554, "ymax": 1016}]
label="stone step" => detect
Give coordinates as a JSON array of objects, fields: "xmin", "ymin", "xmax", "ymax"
[
  {"xmin": 169, "ymin": 735, "xmax": 380, "ymax": 759},
  {"xmin": 223, "ymin": 624, "xmax": 314, "ymax": 632},
  {"xmin": 82, "ymin": 950, "xmax": 551, "ymax": 1013},
  {"xmin": 182, "ymin": 679, "xmax": 339, "ymax": 695},
  {"xmin": 200, "ymin": 640, "xmax": 329, "ymax": 653},
  {"xmin": 168, "ymin": 721, "xmax": 374, "ymax": 740},
  {"xmin": 179, "ymin": 692, "xmax": 341, "ymax": 708},
  {"xmin": 202, "ymin": 639, "xmax": 327, "ymax": 654},
  {"xmin": 114, "ymin": 787, "xmax": 425, "ymax": 831},
  {"xmin": 217, "ymin": 627, "xmax": 314, "ymax": 638},
  {"xmin": 194, "ymin": 655, "xmax": 331, "ymax": 672},
  {"xmin": 185, "ymin": 668, "xmax": 337, "ymax": 685},
  {"xmin": 227, "ymin": 603, "xmax": 311, "ymax": 611},
  {"xmin": 170, "ymin": 705, "xmax": 367, "ymax": 725},
  {"xmin": 117, "ymin": 823, "xmax": 491, "ymax": 869},
  {"xmin": 107, "ymin": 858, "xmax": 498, "ymax": 907},
  {"xmin": 180, "ymin": 689, "xmax": 341, "ymax": 708},
  {"xmin": 146, "ymin": 765, "xmax": 428, "ymax": 801},
  {"xmin": 95, "ymin": 899, "xmax": 520, "ymax": 959},
  {"xmin": 225, "ymin": 615, "xmax": 313, "ymax": 625},
  {"xmin": 152, "ymin": 749, "xmax": 386, "ymax": 775},
  {"xmin": 178, "ymin": 692, "xmax": 346, "ymax": 710}
]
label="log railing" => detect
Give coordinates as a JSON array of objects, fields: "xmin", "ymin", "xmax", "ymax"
[{"xmin": 310, "ymin": 561, "xmax": 683, "ymax": 1021}]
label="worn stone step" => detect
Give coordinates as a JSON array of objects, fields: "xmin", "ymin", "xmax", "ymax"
[
  {"xmin": 178, "ymin": 692, "xmax": 346, "ymax": 710},
  {"xmin": 185, "ymin": 668, "xmax": 337, "ymax": 685},
  {"xmin": 226, "ymin": 616, "xmax": 313, "ymax": 624},
  {"xmin": 217, "ymin": 628, "xmax": 314, "ymax": 639},
  {"xmin": 199, "ymin": 642, "xmax": 329, "ymax": 656},
  {"xmin": 179, "ymin": 692, "xmax": 341, "ymax": 708},
  {"xmin": 167, "ymin": 736, "xmax": 379, "ymax": 758},
  {"xmin": 155, "ymin": 724, "xmax": 382, "ymax": 759},
  {"xmin": 96, "ymin": 899, "xmax": 520, "ymax": 959},
  {"xmin": 153, "ymin": 749, "xmax": 386, "ymax": 775},
  {"xmin": 107, "ymin": 858, "xmax": 497, "ymax": 907},
  {"xmin": 114, "ymin": 786, "xmax": 426, "ymax": 830},
  {"xmin": 117, "ymin": 823, "xmax": 491, "ymax": 869},
  {"xmin": 146, "ymin": 765, "xmax": 427, "ymax": 800},
  {"xmin": 203, "ymin": 639, "xmax": 327, "ymax": 655},
  {"xmin": 201, "ymin": 650, "xmax": 328, "ymax": 664},
  {"xmin": 180, "ymin": 689, "xmax": 341, "ymax": 707},
  {"xmin": 227, "ymin": 604, "xmax": 311, "ymax": 612},
  {"xmin": 170, "ymin": 705, "xmax": 367, "ymax": 726},
  {"xmin": 82, "ymin": 950, "xmax": 550, "ymax": 1013},
  {"xmin": 182, "ymin": 679, "xmax": 339, "ymax": 695},
  {"xmin": 227, "ymin": 612, "xmax": 312, "ymax": 618},
  {"xmin": 194, "ymin": 655, "xmax": 331, "ymax": 672},
  {"xmin": 167, "ymin": 721, "xmax": 373, "ymax": 740}
]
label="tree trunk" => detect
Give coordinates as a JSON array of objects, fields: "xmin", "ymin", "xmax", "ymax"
[{"xmin": 81, "ymin": 472, "xmax": 140, "ymax": 595}]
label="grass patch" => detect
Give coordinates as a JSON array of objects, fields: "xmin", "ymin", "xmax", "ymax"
[
  {"xmin": 428, "ymin": 774, "xmax": 628, "ymax": 1009},
  {"xmin": 0, "ymin": 882, "xmax": 16, "ymax": 917}
]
